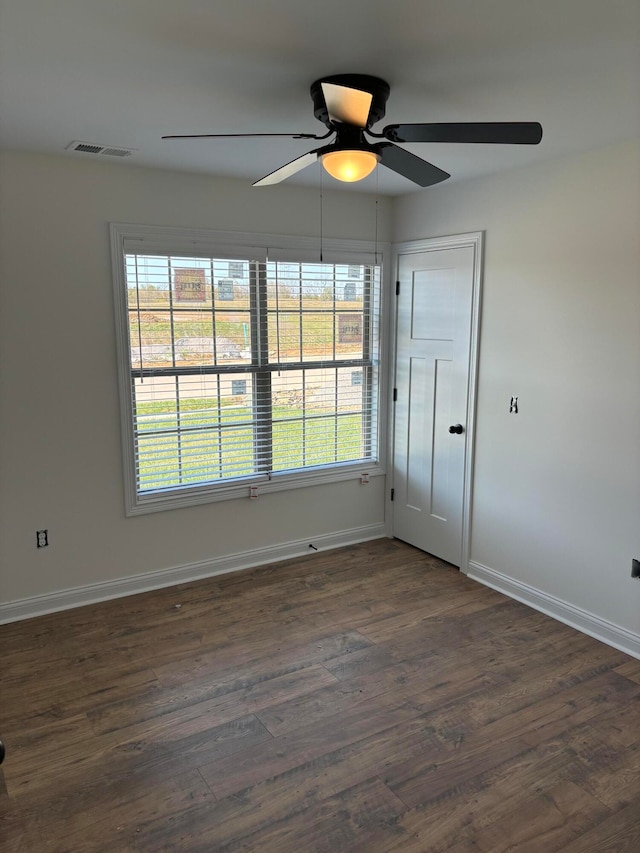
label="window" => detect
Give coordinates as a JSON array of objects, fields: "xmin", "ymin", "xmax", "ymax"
[
  {"xmin": 112, "ymin": 225, "xmax": 383, "ymax": 514},
  {"xmin": 231, "ymin": 379, "xmax": 248, "ymax": 396},
  {"xmin": 217, "ymin": 279, "xmax": 235, "ymax": 301},
  {"xmin": 228, "ymin": 261, "xmax": 245, "ymax": 279}
]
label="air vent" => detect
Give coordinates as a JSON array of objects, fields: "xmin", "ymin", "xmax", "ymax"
[
  {"xmin": 66, "ymin": 141, "xmax": 136, "ymax": 157},
  {"xmin": 73, "ymin": 143, "xmax": 103, "ymax": 154},
  {"xmin": 101, "ymin": 147, "xmax": 133, "ymax": 157}
]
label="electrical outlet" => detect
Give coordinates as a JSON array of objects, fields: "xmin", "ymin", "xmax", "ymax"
[
  {"xmin": 632, "ymin": 558, "xmax": 640, "ymax": 579},
  {"xmin": 36, "ymin": 529, "xmax": 49, "ymax": 548}
]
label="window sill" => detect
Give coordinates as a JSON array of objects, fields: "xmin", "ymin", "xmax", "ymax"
[{"xmin": 125, "ymin": 462, "xmax": 385, "ymax": 516}]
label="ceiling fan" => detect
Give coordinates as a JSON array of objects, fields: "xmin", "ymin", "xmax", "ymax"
[{"xmin": 163, "ymin": 74, "xmax": 542, "ymax": 188}]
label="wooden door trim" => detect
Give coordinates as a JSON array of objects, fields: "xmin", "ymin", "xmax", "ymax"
[{"xmin": 388, "ymin": 232, "xmax": 484, "ymax": 574}]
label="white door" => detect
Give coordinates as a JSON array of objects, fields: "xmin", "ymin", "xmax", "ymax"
[{"xmin": 392, "ymin": 239, "xmax": 479, "ymax": 567}]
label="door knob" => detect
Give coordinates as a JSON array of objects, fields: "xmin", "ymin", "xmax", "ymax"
[{"xmin": 448, "ymin": 424, "xmax": 464, "ymax": 434}]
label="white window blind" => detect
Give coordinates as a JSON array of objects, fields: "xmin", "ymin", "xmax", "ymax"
[{"xmin": 113, "ymin": 227, "xmax": 382, "ymax": 513}]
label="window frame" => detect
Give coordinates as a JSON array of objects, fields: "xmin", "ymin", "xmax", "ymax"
[{"xmin": 111, "ymin": 223, "xmax": 388, "ymax": 515}]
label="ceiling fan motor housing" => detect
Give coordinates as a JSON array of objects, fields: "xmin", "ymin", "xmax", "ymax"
[
  {"xmin": 319, "ymin": 123, "xmax": 376, "ymax": 153},
  {"xmin": 310, "ymin": 74, "xmax": 390, "ymax": 129}
]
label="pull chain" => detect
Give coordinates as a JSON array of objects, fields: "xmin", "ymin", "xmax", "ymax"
[
  {"xmin": 319, "ymin": 165, "xmax": 324, "ymax": 263},
  {"xmin": 374, "ymin": 165, "xmax": 379, "ymax": 266}
]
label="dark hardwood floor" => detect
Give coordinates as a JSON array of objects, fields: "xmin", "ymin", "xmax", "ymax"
[{"xmin": 1, "ymin": 538, "xmax": 640, "ymax": 852}]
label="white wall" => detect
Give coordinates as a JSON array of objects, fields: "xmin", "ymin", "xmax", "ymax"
[
  {"xmin": 3, "ymin": 142, "xmax": 639, "ymax": 649},
  {"xmin": 393, "ymin": 140, "xmax": 640, "ymax": 638},
  {"xmin": 0, "ymin": 151, "xmax": 391, "ymax": 607}
]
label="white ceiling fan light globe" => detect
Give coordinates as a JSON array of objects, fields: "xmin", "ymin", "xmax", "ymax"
[{"xmin": 321, "ymin": 149, "xmax": 380, "ymax": 182}]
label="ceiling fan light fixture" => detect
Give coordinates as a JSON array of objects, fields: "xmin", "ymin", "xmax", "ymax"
[
  {"xmin": 321, "ymin": 149, "xmax": 380, "ymax": 182},
  {"xmin": 166, "ymin": 73, "xmax": 542, "ymax": 188}
]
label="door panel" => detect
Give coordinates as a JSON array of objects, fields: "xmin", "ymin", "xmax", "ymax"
[
  {"xmin": 405, "ymin": 356, "xmax": 429, "ymax": 511},
  {"xmin": 431, "ymin": 357, "xmax": 453, "ymax": 521},
  {"xmin": 393, "ymin": 245, "xmax": 475, "ymax": 566},
  {"xmin": 411, "ymin": 268, "xmax": 455, "ymax": 340}
]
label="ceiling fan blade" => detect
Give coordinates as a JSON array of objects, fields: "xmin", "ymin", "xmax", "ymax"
[
  {"xmin": 376, "ymin": 143, "xmax": 450, "ymax": 187},
  {"xmin": 321, "ymin": 82, "xmax": 373, "ymax": 127},
  {"xmin": 253, "ymin": 150, "xmax": 320, "ymax": 187},
  {"xmin": 383, "ymin": 122, "xmax": 543, "ymax": 145},
  {"xmin": 162, "ymin": 132, "xmax": 326, "ymax": 140}
]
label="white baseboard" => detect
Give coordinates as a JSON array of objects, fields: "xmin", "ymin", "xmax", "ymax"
[
  {"xmin": 0, "ymin": 523, "xmax": 388, "ymax": 625},
  {"xmin": 468, "ymin": 560, "xmax": 640, "ymax": 661}
]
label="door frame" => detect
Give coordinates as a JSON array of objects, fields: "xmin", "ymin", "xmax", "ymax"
[{"xmin": 387, "ymin": 231, "xmax": 484, "ymax": 575}]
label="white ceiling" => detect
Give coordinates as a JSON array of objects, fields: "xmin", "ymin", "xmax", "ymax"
[{"xmin": 1, "ymin": 0, "xmax": 638, "ymax": 196}]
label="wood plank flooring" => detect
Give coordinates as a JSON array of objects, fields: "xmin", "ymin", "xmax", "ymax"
[{"xmin": 1, "ymin": 538, "xmax": 639, "ymax": 852}]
